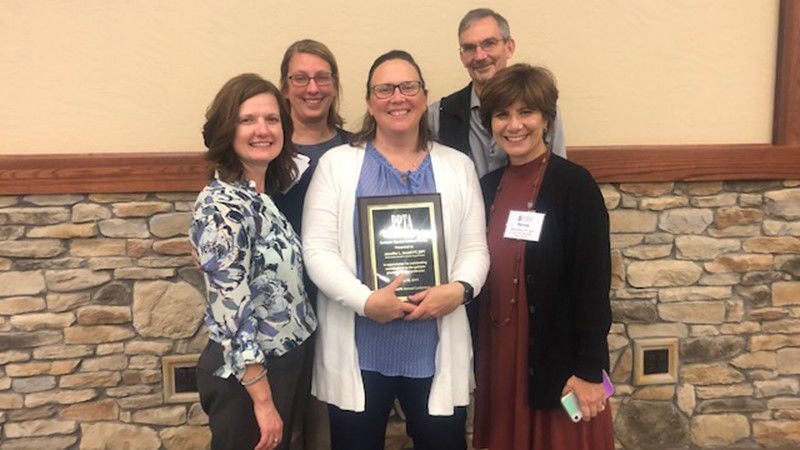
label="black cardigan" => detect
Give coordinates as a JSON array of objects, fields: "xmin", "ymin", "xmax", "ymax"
[{"xmin": 480, "ymin": 154, "xmax": 612, "ymax": 409}]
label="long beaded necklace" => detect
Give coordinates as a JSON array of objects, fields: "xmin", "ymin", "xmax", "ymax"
[{"xmin": 488, "ymin": 153, "xmax": 549, "ymax": 327}]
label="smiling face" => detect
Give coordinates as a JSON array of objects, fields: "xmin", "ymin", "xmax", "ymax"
[
  {"xmin": 459, "ymin": 16, "xmax": 515, "ymax": 91},
  {"xmin": 490, "ymin": 99, "xmax": 548, "ymax": 165},
  {"xmin": 366, "ymin": 58, "xmax": 427, "ymax": 138},
  {"xmin": 233, "ymin": 93, "xmax": 284, "ymax": 175},
  {"xmin": 284, "ymin": 52, "xmax": 337, "ymax": 127}
]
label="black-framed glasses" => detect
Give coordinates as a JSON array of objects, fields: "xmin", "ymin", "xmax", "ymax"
[
  {"xmin": 288, "ymin": 72, "xmax": 335, "ymax": 87},
  {"xmin": 370, "ymin": 81, "xmax": 424, "ymax": 99},
  {"xmin": 459, "ymin": 37, "xmax": 506, "ymax": 56}
]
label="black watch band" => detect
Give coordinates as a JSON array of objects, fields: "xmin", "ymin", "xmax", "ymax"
[{"xmin": 455, "ymin": 281, "xmax": 474, "ymax": 305}]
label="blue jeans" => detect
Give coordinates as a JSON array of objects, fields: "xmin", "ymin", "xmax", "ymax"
[{"xmin": 328, "ymin": 370, "xmax": 467, "ymax": 450}]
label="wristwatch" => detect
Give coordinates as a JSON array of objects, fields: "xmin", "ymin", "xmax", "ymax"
[{"xmin": 455, "ymin": 281, "xmax": 474, "ymax": 305}]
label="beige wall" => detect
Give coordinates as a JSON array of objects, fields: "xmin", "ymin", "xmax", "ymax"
[{"xmin": 0, "ymin": 0, "xmax": 778, "ymax": 154}]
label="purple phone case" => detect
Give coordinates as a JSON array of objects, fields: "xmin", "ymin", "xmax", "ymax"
[{"xmin": 602, "ymin": 369, "xmax": 615, "ymax": 398}]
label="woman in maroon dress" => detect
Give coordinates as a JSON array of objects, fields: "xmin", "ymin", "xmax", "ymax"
[{"xmin": 472, "ymin": 64, "xmax": 614, "ymax": 450}]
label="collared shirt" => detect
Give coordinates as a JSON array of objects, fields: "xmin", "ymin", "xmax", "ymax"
[
  {"xmin": 467, "ymin": 88, "xmax": 506, "ymax": 178},
  {"xmin": 428, "ymin": 85, "xmax": 567, "ymax": 178},
  {"xmin": 191, "ymin": 175, "xmax": 316, "ymax": 381}
]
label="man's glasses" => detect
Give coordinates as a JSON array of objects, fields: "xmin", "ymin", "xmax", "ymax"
[
  {"xmin": 288, "ymin": 72, "xmax": 335, "ymax": 87},
  {"xmin": 459, "ymin": 37, "xmax": 506, "ymax": 57},
  {"xmin": 370, "ymin": 81, "xmax": 424, "ymax": 99}
]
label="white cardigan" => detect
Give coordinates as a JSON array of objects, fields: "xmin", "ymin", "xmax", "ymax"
[{"xmin": 302, "ymin": 142, "xmax": 489, "ymax": 415}]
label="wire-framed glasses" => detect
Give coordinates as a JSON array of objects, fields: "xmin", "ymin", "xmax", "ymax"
[
  {"xmin": 288, "ymin": 72, "xmax": 335, "ymax": 87},
  {"xmin": 458, "ymin": 37, "xmax": 506, "ymax": 56}
]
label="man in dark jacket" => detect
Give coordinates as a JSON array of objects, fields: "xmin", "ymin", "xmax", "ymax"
[{"xmin": 427, "ymin": 8, "xmax": 567, "ymax": 179}]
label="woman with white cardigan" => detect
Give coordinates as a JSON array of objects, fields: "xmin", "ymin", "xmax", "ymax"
[{"xmin": 301, "ymin": 50, "xmax": 489, "ymax": 450}]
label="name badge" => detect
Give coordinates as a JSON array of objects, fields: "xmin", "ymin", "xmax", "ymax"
[{"xmin": 504, "ymin": 210, "xmax": 545, "ymax": 241}]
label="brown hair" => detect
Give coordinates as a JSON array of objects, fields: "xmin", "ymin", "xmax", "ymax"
[
  {"xmin": 203, "ymin": 73, "xmax": 297, "ymax": 194},
  {"xmin": 279, "ymin": 39, "xmax": 345, "ymax": 129},
  {"xmin": 479, "ymin": 63, "xmax": 558, "ymax": 132},
  {"xmin": 351, "ymin": 50, "xmax": 431, "ymax": 151}
]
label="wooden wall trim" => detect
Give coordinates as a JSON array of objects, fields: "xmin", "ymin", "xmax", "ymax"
[
  {"xmin": 1, "ymin": 3, "xmax": 798, "ymax": 195},
  {"xmin": 571, "ymin": 144, "xmax": 800, "ymax": 183},
  {"xmin": 0, "ymin": 153, "xmax": 209, "ymax": 195},
  {"xmin": 774, "ymin": 0, "xmax": 800, "ymax": 145},
  {"xmin": 2, "ymin": 145, "xmax": 799, "ymax": 195}
]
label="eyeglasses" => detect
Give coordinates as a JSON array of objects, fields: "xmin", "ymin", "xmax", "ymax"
[
  {"xmin": 459, "ymin": 37, "xmax": 506, "ymax": 56},
  {"xmin": 370, "ymin": 81, "xmax": 424, "ymax": 99},
  {"xmin": 288, "ymin": 72, "xmax": 335, "ymax": 87}
]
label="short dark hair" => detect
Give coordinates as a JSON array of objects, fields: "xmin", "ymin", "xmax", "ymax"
[
  {"xmin": 279, "ymin": 39, "xmax": 345, "ymax": 129},
  {"xmin": 203, "ymin": 73, "xmax": 297, "ymax": 194},
  {"xmin": 458, "ymin": 8, "xmax": 511, "ymax": 39},
  {"xmin": 479, "ymin": 64, "xmax": 558, "ymax": 133},
  {"xmin": 351, "ymin": 50, "xmax": 431, "ymax": 151}
]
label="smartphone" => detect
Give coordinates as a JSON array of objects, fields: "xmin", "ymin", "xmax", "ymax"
[
  {"xmin": 560, "ymin": 392, "xmax": 582, "ymax": 422},
  {"xmin": 561, "ymin": 370, "xmax": 615, "ymax": 423}
]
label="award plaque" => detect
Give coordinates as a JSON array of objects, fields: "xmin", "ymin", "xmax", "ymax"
[{"xmin": 358, "ymin": 194, "xmax": 448, "ymax": 299}]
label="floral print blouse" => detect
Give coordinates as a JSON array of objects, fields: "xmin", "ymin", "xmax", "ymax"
[{"xmin": 190, "ymin": 175, "xmax": 316, "ymax": 381}]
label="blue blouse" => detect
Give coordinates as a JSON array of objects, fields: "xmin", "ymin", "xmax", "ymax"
[
  {"xmin": 190, "ymin": 175, "xmax": 317, "ymax": 381},
  {"xmin": 355, "ymin": 143, "xmax": 438, "ymax": 378}
]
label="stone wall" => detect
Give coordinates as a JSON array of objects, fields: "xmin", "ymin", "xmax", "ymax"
[
  {"xmin": 0, "ymin": 193, "xmax": 210, "ymax": 450},
  {"xmin": 605, "ymin": 180, "xmax": 800, "ymax": 449},
  {"xmin": 0, "ymin": 181, "xmax": 799, "ymax": 449}
]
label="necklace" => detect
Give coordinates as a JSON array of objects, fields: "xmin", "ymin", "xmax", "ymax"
[{"xmin": 488, "ymin": 154, "xmax": 549, "ymax": 327}]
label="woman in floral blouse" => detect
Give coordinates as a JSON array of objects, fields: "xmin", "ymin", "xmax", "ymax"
[{"xmin": 191, "ymin": 73, "xmax": 317, "ymax": 450}]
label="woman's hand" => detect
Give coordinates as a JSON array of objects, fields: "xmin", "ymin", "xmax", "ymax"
[
  {"xmin": 242, "ymin": 364, "xmax": 283, "ymax": 450},
  {"xmin": 562, "ymin": 375, "xmax": 607, "ymax": 422},
  {"xmin": 252, "ymin": 400, "xmax": 283, "ymax": 450},
  {"xmin": 364, "ymin": 274, "xmax": 416, "ymax": 323},
  {"xmin": 404, "ymin": 282, "xmax": 463, "ymax": 320}
]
